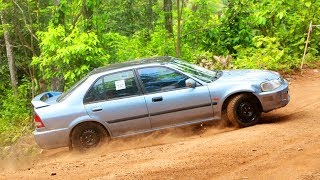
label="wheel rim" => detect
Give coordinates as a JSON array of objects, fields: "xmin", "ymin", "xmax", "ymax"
[
  {"xmin": 79, "ymin": 129, "xmax": 100, "ymax": 148},
  {"xmin": 236, "ymin": 101, "xmax": 258, "ymax": 123}
]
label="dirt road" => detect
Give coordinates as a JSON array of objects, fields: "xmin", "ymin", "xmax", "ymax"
[{"xmin": 1, "ymin": 69, "xmax": 320, "ymax": 180}]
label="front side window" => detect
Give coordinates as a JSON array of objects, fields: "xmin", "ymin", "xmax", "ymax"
[
  {"xmin": 84, "ymin": 70, "xmax": 140, "ymax": 103},
  {"xmin": 137, "ymin": 67, "xmax": 189, "ymax": 93}
]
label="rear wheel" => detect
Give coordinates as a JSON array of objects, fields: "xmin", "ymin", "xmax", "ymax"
[
  {"xmin": 71, "ymin": 122, "xmax": 108, "ymax": 151},
  {"xmin": 227, "ymin": 94, "xmax": 261, "ymax": 128}
]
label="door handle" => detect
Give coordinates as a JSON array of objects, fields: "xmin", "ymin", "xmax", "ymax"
[
  {"xmin": 152, "ymin": 96, "xmax": 163, "ymax": 102},
  {"xmin": 92, "ymin": 107, "xmax": 103, "ymax": 112}
]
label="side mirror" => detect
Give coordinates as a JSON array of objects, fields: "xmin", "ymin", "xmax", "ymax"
[{"xmin": 185, "ymin": 78, "xmax": 196, "ymax": 88}]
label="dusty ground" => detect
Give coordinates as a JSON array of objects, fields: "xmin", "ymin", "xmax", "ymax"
[{"xmin": 1, "ymin": 69, "xmax": 320, "ymax": 180}]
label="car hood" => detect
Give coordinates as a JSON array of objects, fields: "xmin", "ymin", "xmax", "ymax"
[{"xmin": 219, "ymin": 69, "xmax": 280, "ymax": 82}]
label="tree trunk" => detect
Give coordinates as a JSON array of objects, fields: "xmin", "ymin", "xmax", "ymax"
[
  {"xmin": 51, "ymin": 0, "xmax": 65, "ymax": 92},
  {"xmin": 53, "ymin": 0, "xmax": 65, "ymax": 26},
  {"xmin": 82, "ymin": 0, "xmax": 93, "ymax": 31},
  {"xmin": 1, "ymin": 11, "xmax": 18, "ymax": 95},
  {"xmin": 51, "ymin": 76, "xmax": 64, "ymax": 91},
  {"xmin": 164, "ymin": 0, "xmax": 173, "ymax": 35},
  {"xmin": 148, "ymin": 0, "xmax": 154, "ymax": 31},
  {"xmin": 176, "ymin": 0, "xmax": 182, "ymax": 57}
]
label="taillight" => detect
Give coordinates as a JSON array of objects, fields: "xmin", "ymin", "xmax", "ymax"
[{"xmin": 34, "ymin": 113, "xmax": 45, "ymax": 128}]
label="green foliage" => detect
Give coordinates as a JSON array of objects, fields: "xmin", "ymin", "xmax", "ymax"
[
  {"xmin": 99, "ymin": 0, "xmax": 156, "ymax": 36},
  {"xmin": 32, "ymin": 25, "xmax": 109, "ymax": 87},
  {"xmin": 182, "ymin": 0, "xmax": 223, "ymax": 53},
  {"xmin": 200, "ymin": 0, "xmax": 320, "ymax": 70},
  {"xmin": 0, "ymin": 81, "xmax": 32, "ymax": 146},
  {"xmin": 102, "ymin": 27, "xmax": 175, "ymax": 63},
  {"xmin": 234, "ymin": 36, "xmax": 299, "ymax": 71}
]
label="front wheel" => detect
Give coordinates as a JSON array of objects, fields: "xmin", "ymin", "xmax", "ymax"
[
  {"xmin": 71, "ymin": 122, "xmax": 108, "ymax": 151},
  {"xmin": 227, "ymin": 94, "xmax": 261, "ymax": 128}
]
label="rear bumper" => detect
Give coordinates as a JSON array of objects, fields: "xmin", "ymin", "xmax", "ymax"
[
  {"xmin": 257, "ymin": 83, "xmax": 290, "ymax": 112},
  {"xmin": 33, "ymin": 128, "xmax": 70, "ymax": 149}
]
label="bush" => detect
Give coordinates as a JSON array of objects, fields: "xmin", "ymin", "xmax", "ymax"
[
  {"xmin": 0, "ymin": 81, "xmax": 33, "ymax": 147},
  {"xmin": 233, "ymin": 36, "xmax": 300, "ymax": 72}
]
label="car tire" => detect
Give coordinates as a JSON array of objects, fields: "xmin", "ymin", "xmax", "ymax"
[
  {"xmin": 71, "ymin": 122, "xmax": 108, "ymax": 151},
  {"xmin": 221, "ymin": 108, "xmax": 232, "ymax": 127},
  {"xmin": 227, "ymin": 94, "xmax": 261, "ymax": 128}
]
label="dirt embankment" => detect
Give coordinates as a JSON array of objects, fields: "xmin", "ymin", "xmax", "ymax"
[{"xmin": 1, "ymin": 69, "xmax": 320, "ymax": 180}]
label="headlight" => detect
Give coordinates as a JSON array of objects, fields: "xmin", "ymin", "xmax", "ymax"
[{"xmin": 260, "ymin": 79, "xmax": 282, "ymax": 92}]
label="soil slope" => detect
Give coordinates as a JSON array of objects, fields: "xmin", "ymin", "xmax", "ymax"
[{"xmin": 1, "ymin": 69, "xmax": 320, "ymax": 180}]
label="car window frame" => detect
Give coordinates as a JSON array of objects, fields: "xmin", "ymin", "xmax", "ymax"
[
  {"xmin": 83, "ymin": 69, "xmax": 143, "ymax": 104},
  {"xmin": 134, "ymin": 65, "xmax": 202, "ymax": 95}
]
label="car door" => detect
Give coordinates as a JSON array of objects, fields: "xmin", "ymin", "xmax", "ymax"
[
  {"xmin": 136, "ymin": 66, "xmax": 214, "ymax": 129},
  {"xmin": 84, "ymin": 70, "xmax": 151, "ymax": 137}
]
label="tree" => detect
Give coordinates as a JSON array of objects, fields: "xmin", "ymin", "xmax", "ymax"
[
  {"xmin": 175, "ymin": 0, "xmax": 183, "ymax": 57},
  {"xmin": 1, "ymin": 7, "xmax": 18, "ymax": 95},
  {"xmin": 53, "ymin": 0, "xmax": 65, "ymax": 26},
  {"xmin": 147, "ymin": 0, "xmax": 155, "ymax": 31},
  {"xmin": 164, "ymin": 0, "xmax": 173, "ymax": 35}
]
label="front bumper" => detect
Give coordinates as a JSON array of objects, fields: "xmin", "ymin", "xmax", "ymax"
[
  {"xmin": 33, "ymin": 128, "xmax": 70, "ymax": 149},
  {"xmin": 256, "ymin": 82, "xmax": 290, "ymax": 112}
]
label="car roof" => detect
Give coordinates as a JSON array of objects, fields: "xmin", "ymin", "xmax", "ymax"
[{"xmin": 90, "ymin": 56, "xmax": 173, "ymax": 75}]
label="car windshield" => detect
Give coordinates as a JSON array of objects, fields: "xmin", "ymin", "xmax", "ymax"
[
  {"xmin": 57, "ymin": 74, "xmax": 89, "ymax": 102},
  {"xmin": 169, "ymin": 58, "xmax": 218, "ymax": 83}
]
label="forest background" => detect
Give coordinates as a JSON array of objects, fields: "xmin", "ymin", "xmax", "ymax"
[{"xmin": 0, "ymin": 0, "xmax": 319, "ymax": 154}]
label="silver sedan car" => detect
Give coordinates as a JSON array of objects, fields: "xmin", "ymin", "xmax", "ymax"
[{"xmin": 32, "ymin": 56, "xmax": 290, "ymax": 150}]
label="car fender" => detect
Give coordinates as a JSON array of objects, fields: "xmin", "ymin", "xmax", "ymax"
[
  {"xmin": 209, "ymin": 83, "xmax": 260, "ymax": 117},
  {"xmin": 68, "ymin": 115, "xmax": 113, "ymax": 138},
  {"xmin": 221, "ymin": 87, "xmax": 258, "ymax": 103}
]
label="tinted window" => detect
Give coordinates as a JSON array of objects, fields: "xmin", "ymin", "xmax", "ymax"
[
  {"xmin": 138, "ymin": 67, "xmax": 188, "ymax": 93},
  {"xmin": 57, "ymin": 74, "xmax": 89, "ymax": 102},
  {"xmin": 84, "ymin": 78, "xmax": 105, "ymax": 102},
  {"xmin": 84, "ymin": 71, "xmax": 139, "ymax": 103}
]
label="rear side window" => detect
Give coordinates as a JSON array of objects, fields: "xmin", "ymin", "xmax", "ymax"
[
  {"xmin": 84, "ymin": 70, "xmax": 140, "ymax": 103},
  {"xmin": 137, "ymin": 67, "xmax": 188, "ymax": 93},
  {"xmin": 57, "ymin": 74, "xmax": 89, "ymax": 102}
]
